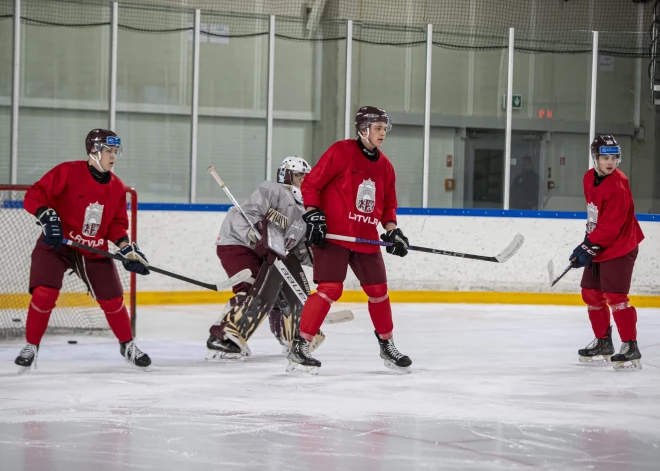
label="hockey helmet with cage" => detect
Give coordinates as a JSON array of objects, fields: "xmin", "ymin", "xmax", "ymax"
[
  {"xmin": 277, "ymin": 156, "xmax": 311, "ymax": 185},
  {"xmin": 590, "ymin": 135, "xmax": 621, "ymax": 168},
  {"xmin": 355, "ymin": 106, "xmax": 392, "ymax": 137},
  {"xmin": 86, "ymin": 129, "xmax": 122, "ymax": 157}
]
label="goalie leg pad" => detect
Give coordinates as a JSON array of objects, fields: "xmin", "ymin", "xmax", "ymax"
[
  {"xmin": 268, "ymin": 307, "xmax": 289, "ymax": 348},
  {"xmin": 363, "ymin": 283, "xmax": 393, "ymax": 338},
  {"xmin": 582, "ymin": 288, "xmax": 610, "ymax": 339},
  {"xmin": 209, "ymin": 293, "xmax": 246, "ymax": 339},
  {"xmin": 605, "ymin": 293, "xmax": 637, "ymax": 342},
  {"xmin": 25, "ymin": 286, "xmax": 59, "ymax": 346},
  {"xmin": 215, "ymin": 263, "xmax": 284, "ymax": 356},
  {"xmin": 299, "ymin": 281, "xmax": 342, "ymax": 340}
]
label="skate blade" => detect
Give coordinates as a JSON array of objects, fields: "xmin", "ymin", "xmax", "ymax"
[
  {"xmin": 124, "ymin": 359, "xmax": 152, "ymax": 372},
  {"xmin": 579, "ymin": 354, "xmax": 612, "ymax": 365},
  {"xmin": 383, "ymin": 360, "xmax": 412, "ymax": 375},
  {"xmin": 224, "ymin": 332, "xmax": 252, "ymax": 357},
  {"xmin": 286, "ymin": 361, "xmax": 319, "ymax": 376},
  {"xmin": 16, "ymin": 365, "xmax": 32, "ymax": 375},
  {"xmin": 205, "ymin": 349, "xmax": 245, "ymax": 361},
  {"xmin": 612, "ymin": 359, "xmax": 642, "ymax": 371}
]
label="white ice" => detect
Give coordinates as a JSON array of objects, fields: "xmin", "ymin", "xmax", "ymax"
[{"xmin": 1, "ymin": 303, "xmax": 660, "ymax": 471}]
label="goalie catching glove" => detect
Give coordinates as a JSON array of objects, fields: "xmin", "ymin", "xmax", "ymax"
[
  {"xmin": 380, "ymin": 228, "xmax": 409, "ymax": 257},
  {"xmin": 119, "ymin": 242, "xmax": 150, "ymax": 275},
  {"xmin": 302, "ymin": 208, "xmax": 327, "ymax": 248},
  {"xmin": 569, "ymin": 235, "xmax": 601, "ymax": 268}
]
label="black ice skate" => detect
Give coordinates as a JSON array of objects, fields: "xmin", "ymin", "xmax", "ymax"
[
  {"xmin": 578, "ymin": 326, "xmax": 615, "ymax": 364},
  {"xmin": 120, "ymin": 340, "xmax": 152, "ymax": 371},
  {"xmin": 375, "ymin": 331, "xmax": 412, "ymax": 374},
  {"xmin": 286, "ymin": 335, "xmax": 321, "ymax": 375},
  {"xmin": 15, "ymin": 343, "xmax": 39, "ymax": 374},
  {"xmin": 611, "ymin": 340, "xmax": 642, "ymax": 371},
  {"xmin": 206, "ymin": 334, "xmax": 244, "ymax": 360}
]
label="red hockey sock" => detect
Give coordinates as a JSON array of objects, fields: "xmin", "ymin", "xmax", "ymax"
[
  {"xmin": 582, "ymin": 288, "xmax": 610, "ymax": 338},
  {"xmin": 606, "ymin": 294, "xmax": 637, "ymax": 342},
  {"xmin": 98, "ymin": 297, "xmax": 133, "ymax": 343},
  {"xmin": 587, "ymin": 307, "xmax": 610, "ymax": 339},
  {"xmin": 299, "ymin": 282, "xmax": 343, "ymax": 341},
  {"xmin": 25, "ymin": 286, "xmax": 59, "ymax": 345},
  {"xmin": 363, "ymin": 283, "xmax": 393, "ymax": 338}
]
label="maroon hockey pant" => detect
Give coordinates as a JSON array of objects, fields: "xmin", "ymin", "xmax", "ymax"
[
  {"xmin": 26, "ymin": 238, "xmax": 131, "ymax": 345},
  {"xmin": 216, "ymin": 245, "xmax": 263, "ymax": 294}
]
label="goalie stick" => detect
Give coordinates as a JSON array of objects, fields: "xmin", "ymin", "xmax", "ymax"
[
  {"xmin": 207, "ymin": 165, "xmax": 354, "ymax": 324},
  {"xmin": 547, "ymin": 259, "xmax": 573, "ymax": 288},
  {"xmin": 62, "ymin": 238, "xmax": 252, "ymax": 292},
  {"xmin": 326, "ymin": 233, "xmax": 525, "ymax": 263}
]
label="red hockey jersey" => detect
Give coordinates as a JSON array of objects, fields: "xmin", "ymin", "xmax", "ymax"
[
  {"xmin": 301, "ymin": 139, "xmax": 398, "ymax": 253},
  {"xmin": 582, "ymin": 168, "xmax": 644, "ymax": 262},
  {"xmin": 24, "ymin": 161, "xmax": 129, "ymax": 258}
]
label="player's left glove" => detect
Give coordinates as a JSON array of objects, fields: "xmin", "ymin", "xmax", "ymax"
[
  {"xmin": 380, "ymin": 228, "xmax": 409, "ymax": 257},
  {"xmin": 119, "ymin": 242, "xmax": 150, "ymax": 275},
  {"xmin": 569, "ymin": 235, "xmax": 601, "ymax": 268}
]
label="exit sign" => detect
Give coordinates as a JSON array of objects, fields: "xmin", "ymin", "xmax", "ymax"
[{"xmin": 502, "ymin": 94, "xmax": 523, "ymax": 110}]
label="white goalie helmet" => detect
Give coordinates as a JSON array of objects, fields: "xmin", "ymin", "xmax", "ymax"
[{"xmin": 276, "ymin": 156, "xmax": 311, "ymax": 185}]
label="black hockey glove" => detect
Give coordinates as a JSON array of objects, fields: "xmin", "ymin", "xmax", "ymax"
[
  {"xmin": 302, "ymin": 208, "xmax": 327, "ymax": 248},
  {"xmin": 569, "ymin": 236, "xmax": 601, "ymax": 268},
  {"xmin": 36, "ymin": 208, "xmax": 63, "ymax": 248},
  {"xmin": 119, "ymin": 243, "xmax": 150, "ymax": 275},
  {"xmin": 380, "ymin": 228, "xmax": 409, "ymax": 257}
]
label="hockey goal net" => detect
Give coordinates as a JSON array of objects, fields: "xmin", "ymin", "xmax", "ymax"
[{"xmin": 0, "ymin": 185, "xmax": 137, "ymax": 338}]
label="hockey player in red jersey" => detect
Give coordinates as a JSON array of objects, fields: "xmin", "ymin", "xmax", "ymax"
[
  {"xmin": 287, "ymin": 106, "xmax": 412, "ymax": 374},
  {"xmin": 14, "ymin": 129, "xmax": 151, "ymax": 373},
  {"xmin": 571, "ymin": 135, "xmax": 645, "ymax": 370}
]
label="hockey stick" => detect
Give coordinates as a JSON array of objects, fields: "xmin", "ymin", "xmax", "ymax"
[
  {"xmin": 207, "ymin": 166, "xmax": 355, "ymax": 324},
  {"xmin": 62, "ymin": 238, "xmax": 252, "ymax": 292},
  {"xmin": 547, "ymin": 259, "xmax": 573, "ymax": 287},
  {"xmin": 325, "ymin": 233, "xmax": 525, "ymax": 263}
]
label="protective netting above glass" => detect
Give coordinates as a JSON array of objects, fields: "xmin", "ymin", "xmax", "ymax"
[{"xmin": 3, "ymin": 0, "xmax": 653, "ymax": 57}]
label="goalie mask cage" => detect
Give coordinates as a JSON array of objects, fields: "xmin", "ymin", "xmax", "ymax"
[{"xmin": 0, "ymin": 185, "xmax": 138, "ymax": 339}]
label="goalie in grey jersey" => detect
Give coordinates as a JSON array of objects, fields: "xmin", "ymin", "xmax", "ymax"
[{"xmin": 207, "ymin": 156, "xmax": 324, "ymax": 359}]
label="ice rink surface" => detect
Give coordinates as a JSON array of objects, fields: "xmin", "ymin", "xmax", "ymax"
[{"xmin": 1, "ymin": 303, "xmax": 660, "ymax": 471}]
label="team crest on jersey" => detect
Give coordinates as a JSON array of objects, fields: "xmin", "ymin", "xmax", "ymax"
[
  {"xmin": 586, "ymin": 202, "xmax": 598, "ymax": 233},
  {"xmin": 82, "ymin": 202, "xmax": 104, "ymax": 237},
  {"xmin": 356, "ymin": 179, "xmax": 376, "ymax": 213}
]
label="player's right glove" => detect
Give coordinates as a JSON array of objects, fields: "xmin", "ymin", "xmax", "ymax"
[
  {"xmin": 302, "ymin": 208, "xmax": 327, "ymax": 248},
  {"xmin": 36, "ymin": 208, "xmax": 63, "ymax": 248},
  {"xmin": 569, "ymin": 235, "xmax": 601, "ymax": 268}
]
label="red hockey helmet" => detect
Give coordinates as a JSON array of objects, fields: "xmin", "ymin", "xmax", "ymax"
[
  {"xmin": 85, "ymin": 129, "xmax": 121, "ymax": 156},
  {"xmin": 590, "ymin": 135, "xmax": 620, "ymax": 168},
  {"xmin": 355, "ymin": 106, "xmax": 392, "ymax": 137}
]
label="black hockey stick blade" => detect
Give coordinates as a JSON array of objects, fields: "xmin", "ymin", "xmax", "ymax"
[
  {"xmin": 548, "ymin": 260, "xmax": 573, "ymax": 287},
  {"xmin": 62, "ymin": 238, "xmax": 248, "ymax": 292},
  {"xmin": 409, "ymin": 233, "xmax": 524, "ymax": 263}
]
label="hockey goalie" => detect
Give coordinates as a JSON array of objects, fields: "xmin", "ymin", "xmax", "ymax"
[{"xmin": 206, "ymin": 156, "xmax": 324, "ymax": 360}]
